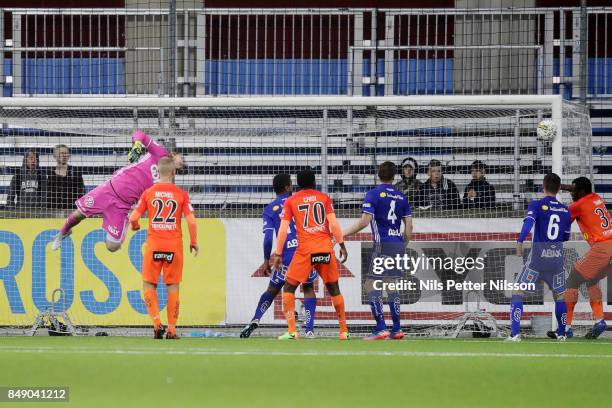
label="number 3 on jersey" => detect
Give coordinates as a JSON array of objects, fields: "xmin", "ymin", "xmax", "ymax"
[{"xmin": 595, "ymin": 207, "xmax": 610, "ymax": 229}]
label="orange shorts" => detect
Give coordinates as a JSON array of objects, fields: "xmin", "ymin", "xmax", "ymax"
[
  {"xmin": 286, "ymin": 250, "xmax": 339, "ymax": 284},
  {"xmin": 575, "ymin": 241, "xmax": 612, "ymax": 281},
  {"xmin": 142, "ymin": 241, "xmax": 184, "ymax": 285}
]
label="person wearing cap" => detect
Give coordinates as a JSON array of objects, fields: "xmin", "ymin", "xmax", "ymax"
[
  {"xmin": 394, "ymin": 157, "xmax": 422, "ymax": 205},
  {"xmin": 418, "ymin": 159, "xmax": 461, "ymax": 210},
  {"xmin": 462, "ymin": 160, "xmax": 496, "ymax": 209}
]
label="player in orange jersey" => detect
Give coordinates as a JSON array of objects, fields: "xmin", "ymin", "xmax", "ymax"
[
  {"xmin": 129, "ymin": 156, "xmax": 199, "ymax": 339},
  {"xmin": 565, "ymin": 177, "xmax": 610, "ymax": 339},
  {"xmin": 272, "ymin": 169, "xmax": 349, "ymax": 340}
]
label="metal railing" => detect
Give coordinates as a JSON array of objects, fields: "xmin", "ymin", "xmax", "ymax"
[{"xmin": 0, "ymin": 6, "xmax": 610, "ymax": 99}]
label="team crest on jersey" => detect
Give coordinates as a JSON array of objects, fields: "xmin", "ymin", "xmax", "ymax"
[
  {"xmin": 273, "ymin": 205, "xmax": 280, "ymax": 211},
  {"xmin": 84, "ymin": 195, "xmax": 94, "ymax": 207},
  {"xmin": 380, "ymin": 192, "xmax": 387, "ymax": 198},
  {"xmin": 542, "ymin": 205, "xmax": 549, "ymax": 210}
]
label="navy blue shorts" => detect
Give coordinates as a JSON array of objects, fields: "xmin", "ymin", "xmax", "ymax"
[
  {"xmin": 516, "ymin": 245, "xmax": 565, "ymax": 295},
  {"xmin": 270, "ymin": 263, "xmax": 317, "ymax": 287},
  {"xmin": 365, "ymin": 242, "xmax": 406, "ymax": 279}
]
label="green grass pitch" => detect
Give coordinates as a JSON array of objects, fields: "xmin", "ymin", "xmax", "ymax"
[{"xmin": 1, "ymin": 336, "xmax": 611, "ymax": 407}]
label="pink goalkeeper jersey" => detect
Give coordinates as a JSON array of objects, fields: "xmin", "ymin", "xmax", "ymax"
[{"xmin": 109, "ymin": 130, "xmax": 168, "ymax": 204}]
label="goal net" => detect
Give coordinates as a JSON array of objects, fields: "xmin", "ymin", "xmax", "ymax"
[{"xmin": 0, "ymin": 95, "xmax": 595, "ymax": 337}]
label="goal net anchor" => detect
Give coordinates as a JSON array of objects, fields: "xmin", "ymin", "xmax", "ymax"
[
  {"xmin": 448, "ymin": 290, "xmax": 503, "ymax": 338},
  {"xmin": 29, "ymin": 288, "xmax": 79, "ymax": 336}
]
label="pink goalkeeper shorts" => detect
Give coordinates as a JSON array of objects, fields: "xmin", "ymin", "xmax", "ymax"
[{"xmin": 75, "ymin": 181, "xmax": 131, "ymax": 243}]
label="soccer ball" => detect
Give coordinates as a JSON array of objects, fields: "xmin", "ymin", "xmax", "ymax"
[{"xmin": 536, "ymin": 119, "xmax": 557, "ymax": 141}]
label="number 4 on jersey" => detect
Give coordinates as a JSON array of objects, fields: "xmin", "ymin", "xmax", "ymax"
[{"xmin": 387, "ymin": 199, "xmax": 397, "ymax": 223}]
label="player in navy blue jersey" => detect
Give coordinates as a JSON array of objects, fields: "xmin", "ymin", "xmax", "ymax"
[
  {"xmin": 240, "ymin": 174, "xmax": 318, "ymax": 338},
  {"xmin": 344, "ymin": 162, "xmax": 413, "ymax": 340},
  {"xmin": 508, "ymin": 173, "xmax": 571, "ymax": 341}
]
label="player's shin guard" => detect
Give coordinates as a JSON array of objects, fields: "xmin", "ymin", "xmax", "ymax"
[
  {"xmin": 143, "ymin": 288, "xmax": 161, "ymax": 328},
  {"xmin": 588, "ymin": 285, "xmax": 604, "ymax": 321},
  {"xmin": 167, "ymin": 291, "xmax": 180, "ymax": 335},
  {"xmin": 387, "ymin": 291, "xmax": 401, "ymax": 333},
  {"xmin": 331, "ymin": 294, "xmax": 348, "ymax": 334},
  {"xmin": 510, "ymin": 295, "xmax": 523, "ymax": 337},
  {"xmin": 252, "ymin": 290, "xmax": 277, "ymax": 322},
  {"xmin": 303, "ymin": 297, "xmax": 316, "ymax": 333},
  {"xmin": 555, "ymin": 300, "xmax": 567, "ymax": 336},
  {"xmin": 282, "ymin": 292, "xmax": 297, "ymax": 333},
  {"xmin": 565, "ymin": 288, "xmax": 579, "ymax": 328},
  {"xmin": 367, "ymin": 290, "xmax": 386, "ymax": 332}
]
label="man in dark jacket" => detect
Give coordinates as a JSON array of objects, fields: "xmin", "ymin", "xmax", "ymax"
[
  {"xmin": 46, "ymin": 144, "xmax": 85, "ymax": 210},
  {"xmin": 7, "ymin": 149, "xmax": 47, "ymax": 210},
  {"xmin": 394, "ymin": 157, "xmax": 421, "ymax": 205},
  {"xmin": 462, "ymin": 160, "xmax": 496, "ymax": 209},
  {"xmin": 418, "ymin": 159, "xmax": 461, "ymax": 210}
]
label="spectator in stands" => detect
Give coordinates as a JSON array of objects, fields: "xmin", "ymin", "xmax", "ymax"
[
  {"xmin": 417, "ymin": 159, "xmax": 461, "ymax": 210},
  {"xmin": 394, "ymin": 157, "xmax": 421, "ymax": 205},
  {"xmin": 6, "ymin": 149, "xmax": 47, "ymax": 209},
  {"xmin": 462, "ymin": 160, "xmax": 496, "ymax": 209},
  {"xmin": 46, "ymin": 144, "xmax": 85, "ymax": 210}
]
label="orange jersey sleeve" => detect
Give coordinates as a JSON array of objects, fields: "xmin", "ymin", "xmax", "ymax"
[
  {"xmin": 134, "ymin": 190, "xmax": 149, "ymax": 215},
  {"xmin": 323, "ymin": 193, "xmax": 335, "ymax": 216},
  {"xmin": 570, "ymin": 193, "xmax": 612, "ymax": 245},
  {"xmin": 281, "ymin": 196, "xmax": 294, "ymax": 222},
  {"xmin": 182, "ymin": 190, "xmax": 197, "ymax": 245},
  {"xmin": 182, "ymin": 190, "xmax": 195, "ymax": 217}
]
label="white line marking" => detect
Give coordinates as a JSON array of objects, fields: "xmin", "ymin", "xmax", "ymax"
[
  {"xmin": 0, "ymin": 346, "xmax": 611, "ymax": 359},
  {"xmin": 406, "ymin": 338, "xmax": 612, "ymax": 345}
]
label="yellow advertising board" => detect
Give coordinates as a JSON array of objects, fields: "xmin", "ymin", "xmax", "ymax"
[{"xmin": 0, "ymin": 219, "xmax": 225, "ymax": 326}]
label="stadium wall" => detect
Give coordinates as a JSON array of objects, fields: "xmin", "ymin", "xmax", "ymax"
[
  {"xmin": 1, "ymin": 217, "xmax": 606, "ymax": 327},
  {"xmin": 3, "ymin": 56, "xmax": 611, "ymax": 97}
]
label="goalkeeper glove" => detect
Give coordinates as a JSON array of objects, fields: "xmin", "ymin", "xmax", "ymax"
[{"xmin": 128, "ymin": 140, "xmax": 146, "ymax": 163}]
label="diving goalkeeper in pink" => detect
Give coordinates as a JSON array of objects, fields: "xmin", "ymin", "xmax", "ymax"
[{"xmin": 51, "ymin": 130, "xmax": 184, "ymax": 252}]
